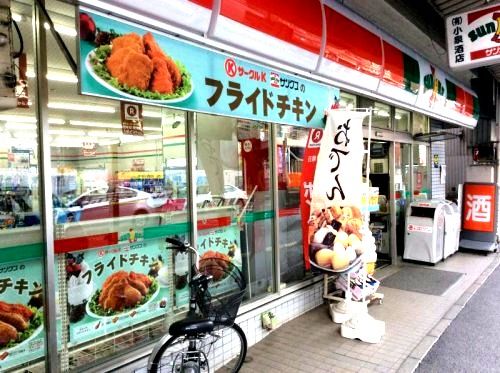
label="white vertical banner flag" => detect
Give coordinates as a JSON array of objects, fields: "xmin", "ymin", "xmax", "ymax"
[{"xmin": 310, "ymin": 110, "xmax": 369, "ymax": 211}]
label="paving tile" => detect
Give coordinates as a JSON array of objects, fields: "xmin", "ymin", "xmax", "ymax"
[
  {"xmin": 428, "ymin": 318, "xmax": 452, "ymax": 337},
  {"xmin": 397, "ymin": 357, "xmax": 419, "ymax": 373},
  {"xmin": 409, "ymin": 335, "xmax": 437, "ymax": 360},
  {"xmin": 443, "ymin": 304, "xmax": 462, "ymax": 320}
]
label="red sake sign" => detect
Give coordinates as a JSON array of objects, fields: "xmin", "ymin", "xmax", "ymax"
[{"xmin": 462, "ymin": 183, "xmax": 497, "ymax": 233}]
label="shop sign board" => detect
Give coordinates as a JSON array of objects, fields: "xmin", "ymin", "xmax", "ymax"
[
  {"xmin": 78, "ymin": 8, "xmax": 335, "ymax": 129},
  {"xmin": 446, "ymin": 3, "xmax": 500, "ymax": 69},
  {"xmin": 462, "ymin": 182, "xmax": 497, "ymax": 233},
  {"xmin": 63, "ymin": 239, "xmax": 170, "ymax": 346},
  {"xmin": 0, "ymin": 257, "xmax": 45, "ymax": 371}
]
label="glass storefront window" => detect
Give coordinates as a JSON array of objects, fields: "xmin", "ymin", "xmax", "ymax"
[
  {"xmin": 395, "ymin": 108, "xmax": 410, "ymax": 132},
  {"xmin": 44, "ymin": 4, "xmax": 191, "ymax": 369},
  {"xmin": 196, "ymin": 114, "xmax": 274, "ymax": 299},
  {"xmin": 412, "ymin": 144, "xmax": 430, "ymax": 200},
  {"xmin": 0, "ymin": 1, "xmax": 46, "ymax": 371},
  {"xmin": 276, "ymin": 125, "xmax": 310, "ymax": 286},
  {"xmin": 412, "ymin": 112, "xmax": 429, "ymax": 135},
  {"xmin": 359, "ymin": 97, "xmax": 391, "ymax": 129},
  {"xmin": 339, "ymin": 91, "xmax": 356, "ymax": 109}
]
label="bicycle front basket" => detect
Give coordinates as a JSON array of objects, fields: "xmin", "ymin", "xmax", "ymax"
[{"xmin": 197, "ymin": 257, "xmax": 246, "ymax": 325}]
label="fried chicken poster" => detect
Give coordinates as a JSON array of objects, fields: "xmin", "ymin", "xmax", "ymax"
[
  {"xmin": 64, "ymin": 239, "xmax": 170, "ymax": 346},
  {"xmin": 0, "ymin": 257, "xmax": 45, "ymax": 371}
]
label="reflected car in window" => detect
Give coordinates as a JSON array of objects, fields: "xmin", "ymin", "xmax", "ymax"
[
  {"xmin": 196, "ymin": 184, "xmax": 248, "ymax": 208},
  {"xmin": 54, "ymin": 186, "xmax": 185, "ymax": 223}
]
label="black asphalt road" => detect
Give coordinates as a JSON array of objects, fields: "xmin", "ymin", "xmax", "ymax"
[{"xmin": 416, "ymin": 263, "xmax": 500, "ymax": 373}]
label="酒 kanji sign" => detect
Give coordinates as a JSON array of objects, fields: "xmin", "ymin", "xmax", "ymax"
[{"xmin": 462, "ymin": 182, "xmax": 497, "ymax": 233}]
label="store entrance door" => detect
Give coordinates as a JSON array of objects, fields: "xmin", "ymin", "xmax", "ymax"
[
  {"xmin": 394, "ymin": 143, "xmax": 411, "ymax": 257},
  {"xmin": 367, "ymin": 141, "xmax": 392, "ymax": 268}
]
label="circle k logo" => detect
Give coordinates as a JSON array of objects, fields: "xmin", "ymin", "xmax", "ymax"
[{"xmin": 225, "ymin": 58, "xmax": 237, "ymax": 77}]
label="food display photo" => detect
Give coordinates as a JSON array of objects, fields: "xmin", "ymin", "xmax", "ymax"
[
  {"xmin": 308, "ymin": 204, "xmax": 377, "ymax": 272},
  {"xmin": 80, "ymin": 12, "xmax": 193, "ymax": 103},
  {"xmin": 64, "ymin": 239, "xmax": 171, "ymax": 346}
]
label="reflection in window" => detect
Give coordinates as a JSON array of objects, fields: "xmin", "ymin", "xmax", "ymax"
[
  {"xmin": 359, "ymin": 97, "xmax": 391, "ymax": 129},
  {"xmin": 412, "ymin": 112, "xmax": 429, "ymax": 135},
  {"xmin": 196, "ymin": 114, "xmax": 274, "ymax": 299},
  {"xmin": 412, "ymin": 144, "xmax": 429, "ymax": 200},
  {"xmin": 339, "ymin": 91, "xmax": 356, "ymax": 109},
  {"xmin": 277, "ymin": 125, "xmax": 311, "ymax": 285},
  {"xmin": 395, "ymin": 108, "xmax": 410, "ymax": 132}
]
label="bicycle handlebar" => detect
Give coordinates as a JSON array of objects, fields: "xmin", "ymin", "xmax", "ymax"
[{"xmin": 165, "ymin": 237, "xmax": 200, "ymax": 269}]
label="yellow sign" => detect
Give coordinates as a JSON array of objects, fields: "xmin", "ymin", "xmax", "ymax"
[{"xmin": 116, "ymin": 171, "xmax": 163, "ymax": 180}]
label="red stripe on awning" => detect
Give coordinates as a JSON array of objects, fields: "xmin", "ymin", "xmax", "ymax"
[
  {"xmin": 188, "ymin": 0, "xmax": 213, "ymax": 8},
  {"xmin": 218, "ymin": 0, "xmax": 323, "ymax": 54},
  {"xmin": 455, "ymin": 85, "xmax": 466, "ymax": 113},
  {"xmin": 197, "ymin": 216, "xmax": 232, "ymax": 230},
  {"xmin": 324, "ymin": 6, "xmax": 383, "ymax": 78},
  {"xmin": 54, "ymin": 232, "xmax": 119, "ymax": 254},
  {"xmin": 464, "ymin": 92, "xmax": 475, "ymax": 117},
  {"xmin": 382, "ymin": 41, "xmax": 404, "ymax": 87}
]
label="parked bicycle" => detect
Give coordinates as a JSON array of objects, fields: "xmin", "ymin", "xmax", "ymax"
[{"xmin": 148, "ymin": 237, "xmax": 247, "ymax": 373}]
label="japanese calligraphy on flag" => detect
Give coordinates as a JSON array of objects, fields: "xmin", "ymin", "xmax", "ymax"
[{"xmin": 310, "ymin": 110, "xmax": 368, "ymax": 211}]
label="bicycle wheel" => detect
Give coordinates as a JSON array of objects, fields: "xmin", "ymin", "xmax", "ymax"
[{"xmin": 149, "ymin": 323, "xmax": 247, "ymax": 373}]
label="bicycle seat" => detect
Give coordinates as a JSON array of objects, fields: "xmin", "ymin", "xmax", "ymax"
[{"xmin": 169, "ymin": 317, "xmax": 215, "ymax": 336}]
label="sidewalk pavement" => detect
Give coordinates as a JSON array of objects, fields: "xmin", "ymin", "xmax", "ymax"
[
  {"xmin": 239, "ymin": 252, "xmax": 500, "ymax": 373},
  {"xmin": 416, "ymin": 261, "xmax": 500, "ymax": 372}
]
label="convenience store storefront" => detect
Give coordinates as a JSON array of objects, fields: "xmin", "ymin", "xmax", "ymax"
[{"xmin": 0, "ymin": 1, "xmax": 478, "ymax": 372}]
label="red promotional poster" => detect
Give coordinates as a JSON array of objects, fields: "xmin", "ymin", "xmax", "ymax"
[
  {"xmin": 300, "ymin": 128, "xmax": 323, "ymax": 269},
  {"xmin": 462, "ymin": 183, "xmax": 497, "ymax": 233}
]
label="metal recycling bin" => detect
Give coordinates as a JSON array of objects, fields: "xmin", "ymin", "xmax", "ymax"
[
  {"xmin": 403, "ymin": 200, "xmax": 447, "ymax": 264},
  {"xmin": 442, "ymin": 200, "xmax": 460, "ymax": 259}
]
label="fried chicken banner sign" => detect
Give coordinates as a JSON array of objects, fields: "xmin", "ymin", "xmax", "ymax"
[
  {"xmin": 63, "ymin": 239, "xmax": 171, "ymax": 346},
  {"xmin": 310, "ymin": 110, "xmax": 369, "ymax": 211},
  {"xmin": 0, "ymin": 257, "xmax": 45, "ymax": 371},
  {"xmin": 79, "ymin": 8, "xmax": 335, "ymax": 128}
]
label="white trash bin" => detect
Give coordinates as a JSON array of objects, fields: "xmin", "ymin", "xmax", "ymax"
[
  {"xmin": 403, "ymin": 200, "xmax": 448, "ymax": 264},
  {"xmin": 442, "ymin": 200, "xmax": 460, "ymax": 259}
]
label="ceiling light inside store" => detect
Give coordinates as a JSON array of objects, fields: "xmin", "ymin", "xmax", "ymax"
[
  {"xmin": 143, "ymin": 126, "xmax": 162, "ymax": 132},
  {"xmin": 87, "ymin": 130, "xmax": 122, "ymax": 138},
  {"xmin": 44, "ymin": 22, "xmax": 77, "ymax": 37},
  {"xmin": 98, "ymin": 139, "xmax": 120, "ymax": 146},
  {"xmin": 12, "ymin": 130, "xmax": 38, "ymax": 139},
  {"xmin": 145, "ymin": 134, "xmax": 163, "ymax": 140},
  {"xmin": 46, "ymin": 72, "xmax": 78, "ymax": 83},
  {"xmin": 143, "ymin": 110, "xmax": 163, "ymax": 118},
  {"xmin": 394, "ymin": 114, "xmax": 402, "ymax": 120},
  {"xmin": 70, "ymin": 120, "xmax": 122, "ymax": 129},
  {"xmin": 377, "ymin": 110, "xmax": 390, "ymax": 117},
  {"xmin": 48, "ymin": 129, "xmax": 86, "ymax": 136},
  {"xmin": 0, "ymin": 115, "xmax": 65, "ymax": 125},
  {"xmin": 11, "ymin": 12, "xmax": 23, "ymax": 22},
  {"xmin": 120, "ymin": 135, "xmax": 144, "ymax": 143},
  {"xmin": 5, "ymin": 122, "xmax": 37, "ymax": 130},
  {"xmin": 49, "ymin": 102, "xmax": 116, "ymax": 113}
]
